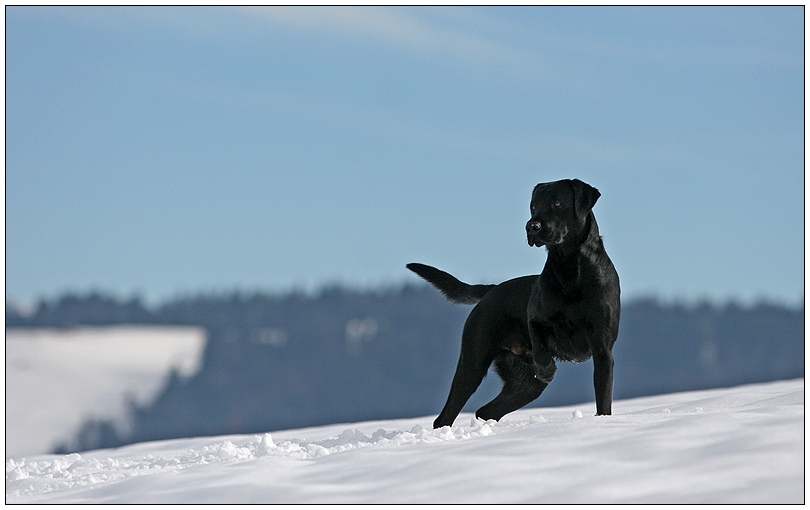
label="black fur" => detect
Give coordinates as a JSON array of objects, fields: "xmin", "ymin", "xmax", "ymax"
[
  {"xmin": 406, "ymin": 263, "xmax": 495, "ymax": 305},
  {"xmin": 408, "ymin": 179, "xmax": 620, "ymax": 428}
]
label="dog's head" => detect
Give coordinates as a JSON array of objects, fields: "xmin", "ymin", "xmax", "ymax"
[{"xmin": 526, "ymin": 179, "xmax": 600, "ymax": 248}]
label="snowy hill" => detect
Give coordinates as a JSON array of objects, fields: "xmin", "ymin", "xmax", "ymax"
[
  {"xmin": 5, "ymin": 326, "xmax": 206, "ymax": 457},
  {"xmin": 6, "ymin": 378, "xmax": 803, "ymax": 504}
]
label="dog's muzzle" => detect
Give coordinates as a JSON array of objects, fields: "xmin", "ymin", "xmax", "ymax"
[
  {"xmin": 526, "ymin": 221, "xmax": 545, "ymax": 247},
  {"xmin": 526, "ymin": 220, "xmax": 566, "ymax": 247}
]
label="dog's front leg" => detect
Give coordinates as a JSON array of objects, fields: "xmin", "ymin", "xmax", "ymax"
[
  {"xmin": 592, "ymin": 350, "xmax": 614, "ymax": 415},
  {"xmin": 527, "ymin": 283, "xmax": 557, "ymax": 383},
  {"xmin": 528, "ymin": 319, "xmax": 557, "ymax": 383}
]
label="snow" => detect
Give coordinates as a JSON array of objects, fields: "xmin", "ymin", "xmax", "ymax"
[
  {"xmin": 5, "ymin": 326, "xmax": 206, "ymax": 457},
  {"xmin": 6, "ymin": 378, "xmax": 803, "ymax": 504}
]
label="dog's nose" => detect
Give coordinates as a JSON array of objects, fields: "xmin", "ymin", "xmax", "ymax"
[{"xmin": 526, "ymin": 221, "xmax": 542, "ymax": 233}]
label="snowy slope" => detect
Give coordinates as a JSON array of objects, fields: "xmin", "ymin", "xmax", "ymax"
[
  {"xmin": 6, "ymin": 378, "xmax": 803, "ymax": 504},
  {"xmin": 5, "ymin": 326, "xmax": 206, "ymax": 457}
]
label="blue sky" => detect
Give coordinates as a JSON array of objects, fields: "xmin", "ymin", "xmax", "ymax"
[{"xmin": 6, "ymin": 6, "xmax": 805, "ymax": 307}]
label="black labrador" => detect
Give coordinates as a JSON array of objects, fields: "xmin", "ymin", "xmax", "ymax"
[{"xmin": 408, "ymin": 178, "xmax": 620, "ymax": 428}]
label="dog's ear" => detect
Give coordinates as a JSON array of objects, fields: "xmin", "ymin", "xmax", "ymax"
[{"xmin": 570, "ymin": 179, "xmax": 600, "ymax": 220}]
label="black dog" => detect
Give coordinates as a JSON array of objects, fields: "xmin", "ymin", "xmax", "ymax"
[{"xmin": 408, "ymin": 179, "xmax": 620, "ymax": 428}]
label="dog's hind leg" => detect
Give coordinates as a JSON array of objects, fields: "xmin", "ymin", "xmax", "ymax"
[
  {"xmin": 433, "ymin": 353, "xmax": 490, "ymax": 428},
  {"xmin": 475, "ymin": 352, "xmax": 548, "ymax": 422},
  {"xmin": 433, "ymin": 305, "xmax": 503, "ymax": 428}
]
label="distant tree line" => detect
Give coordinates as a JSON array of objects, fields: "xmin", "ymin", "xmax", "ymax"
[{"xmin": 6, "ymin": 286, "xmax": 804, "ymax": 454}]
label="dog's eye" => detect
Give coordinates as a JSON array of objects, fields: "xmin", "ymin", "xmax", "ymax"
[
  {"xmin": 552, "ymin": 200, "xmax": 562, "ymax": 208},
  {"xmin": 530, "ymin": 204, "xmax": 536, "ymax": 213}
]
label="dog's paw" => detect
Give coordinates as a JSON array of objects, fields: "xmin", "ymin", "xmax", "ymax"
[{"xmin": 533, "ymin": 365, "xmax": 556, "ymax": 384}]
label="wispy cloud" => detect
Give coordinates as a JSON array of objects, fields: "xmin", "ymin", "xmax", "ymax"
[{"xmin": 244, "ymin": 6, "xmax": 541, "ymax": 70}]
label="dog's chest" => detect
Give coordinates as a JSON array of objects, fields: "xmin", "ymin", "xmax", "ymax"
[{"xmin": 537, "ymin": 310, "xmax": 595, "ymax": 362}]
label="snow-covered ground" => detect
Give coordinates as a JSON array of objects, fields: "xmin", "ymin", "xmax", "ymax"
[
  {"xmin": 6, "ymin": 378, "xmax": 803, "ymax": 504},
  {"xmin": 5, "ymin": 326, "xmax": 206, "ymax": 457}
]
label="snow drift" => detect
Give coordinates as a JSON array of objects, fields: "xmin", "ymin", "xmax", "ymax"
[{"xmin": 5, "ymin": 378, "xmax": 803, "ymax": 504}]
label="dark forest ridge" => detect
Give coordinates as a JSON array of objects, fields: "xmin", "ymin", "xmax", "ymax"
[{"xmin": 6, "ymin": 284, "xmax": 804, "ymax": 454}]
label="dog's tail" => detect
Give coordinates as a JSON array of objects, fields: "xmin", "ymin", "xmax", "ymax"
[{"xmin": 406, "ymin": 263, "xmax": 495, "ymax": 305}]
